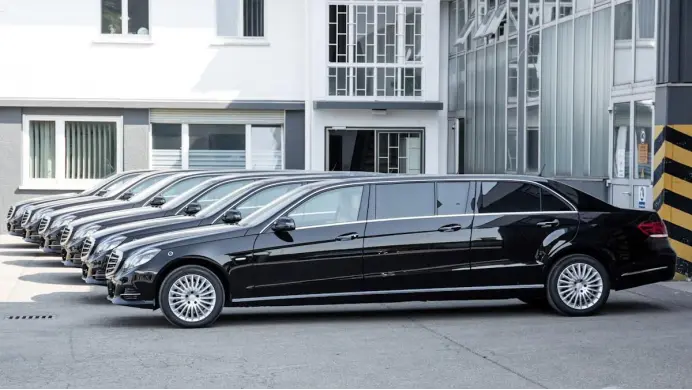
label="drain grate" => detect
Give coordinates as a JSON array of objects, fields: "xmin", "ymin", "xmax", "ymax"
[{"xmin": 5, "ymin": 315, "xmax": 54, "ymax": 320}]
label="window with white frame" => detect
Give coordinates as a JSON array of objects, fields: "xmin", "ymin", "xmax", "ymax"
[
  {"xmin": 328, "ymin": 0, "xmax": 423, "ymax": 98},
  {"xmin": 101, "ymin": 0, "xmax": 150, "ymax": 36},
  {"xmin": 151, "ymin": 123, "xmax": 283, "ymax": 170},
  {"xmin": 217, "ymin": 0, "xmax": 265, "ymax": 38},
  {"xmin": 23, "ymin": 116, "xmax": 123, "ymax": 188}
]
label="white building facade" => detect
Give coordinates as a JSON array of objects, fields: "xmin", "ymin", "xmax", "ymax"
[{"xmin": 0, "ymin": 0, "xmax": 448, "ymax": 226}]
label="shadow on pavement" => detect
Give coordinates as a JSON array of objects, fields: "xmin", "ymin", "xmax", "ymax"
[
  {"xmin": 19, "ymin": 272, "xmax": 84, "ymax": 286},
  {"xmin": 4, "ymin": 259, "xmax": 64, "ymax": 268},
  {"xmin": 0, "ymin": 243, "xmax": 37, "ymax": 249},
  {"xmin": 92, "ymin": 299, "xmax": 670, "ymax": 329},
  {"xmin": 0, "ymin": 251, "xmax": 57, "ymax": 258},
  {"xmin": 31, "ymin": 291, "xmax": 109, "ymax": 305}
]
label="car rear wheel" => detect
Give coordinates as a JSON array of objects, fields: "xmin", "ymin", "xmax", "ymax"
[
  {"xmin": 159, "ymin": 265, "xmax": 225, "ymax": 328},
  {"xmin": 547, "ymin": 254, "xmax": 610, "ymax": 316}
]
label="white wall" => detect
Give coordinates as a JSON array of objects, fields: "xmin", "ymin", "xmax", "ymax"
[{"xmin": 0, "ymin": 0, "xmax": 305, "ymax": 102}]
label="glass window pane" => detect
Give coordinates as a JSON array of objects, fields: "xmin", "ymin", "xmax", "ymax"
[
  {"xmin": 479, "ymin": 181, "xmax": 541, "ymax": 213},
  {"xmin": 614, "ymin": 1, "xmax": 633, "ymax": 40},
  {"xmin": 457, "ymin": 55, "xmax": 465, "ymax": 111},
  {"xmin": 250, "ymin": 126, "xmax": 282, "ymax": 169},
  {"xmin": 235, "ymin": 183, "xmax": 303, "ymax": 216},
  {"xmin": 576, "ymin": 0, "xmax": 591, "ymax": 12},
  {"xmin": 573, "ymin": 15, "xmax": 591, "ymax": 177},
  {"xmin": 636, "ymin": 0, "xmax": 655, "ymax": 39},
  {"xmin": 591, "ymin": 7, "xmax": 611, "ymax": 176},
  {"xmin": 243, "ymin": 0, "xmax": 264, "ymax": 37},
  {"xmin": 288, "ymin": 186, "xmax": 364, "ymax": 228},
  {"xmin": 634, "ymin": 100, "xmax": 653, "ymax": 180},
  {"xmin": 506, "ymin": 108, "xmax": 518, "ymax": 172},
  {"xmin": 29, "ymin": 121, "xmax": 56, "ymax": 179},
  {"xmin": 189, "ymin": 124, "xmax": 246, "ymax": 169},
  {"xmin": 101, "ymin": 0, "xmax": 122, "ymax": 34},
  {"xmin": 527, "ymin": 32, "xmax": 541, "ymax": 101},
  {"xmin": 217, "ymin": 0, "xmax": 240, "ymax": 37},
  {"xmin": 614, "ymin": 1, "xmax": 634, "ymax": 85},
  {"xmin": 449, "ymin": 0, "xmax": 457, "ymax": 53},
  {"xmin": 129, "ymin": 175, "xmax": 167, "ymax": 195},
  {"xmin": 195, "ymin": 180, "xmax": 254, "ymax": 208},
  {"xmin": 556, "ymin": 22, "xmax": 573, "ymax": 176},
  {"xmin": 127, "ymin": 0, "xmax": 149, "ymax": 35},
  {"xmin": 613, "ymin": 102, "xmax": 631, "ymax": 179},
  {"xmin": 158, "ymin": 177, "xmax": 212, "ymax": 201},
  {"xmin": 375, "ymin": 182, "xmax": 434, "ymax": 219},
  {"xmin": 65, "ymin": 121, "xmax": 117, "ymax": 179},
  {"xmin": 541, "ymin": 188, "xmax": 571, "ymax": 211},
  {"xmin": 436, "ymin": 181, "xmax": 472, "ymax": 215},
  {"xmin": 526, "ymin": 105, "xmax": 540, "ymax": 172},
  {"xmin": 544, "ymin": 0, "xmax": 556, "ymax": 24},
  {"xmin": 152, "ymin": 124, "xmax": 181, "ymax": 149},
  {"xmin": 449, "ymin": 58, "xmax": 458, "ymax": 111},
  {"xmin": 528, "ymin": 0, "xmax": 540, "ymax": 28},
  {"xmin": 376, "ymin": 133, "xmax": 422, "ymax": 174}
]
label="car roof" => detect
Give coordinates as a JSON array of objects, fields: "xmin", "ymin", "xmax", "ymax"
[{"xmin": 298, "ymin": 173, "xmax": 551, "ymax": 188}]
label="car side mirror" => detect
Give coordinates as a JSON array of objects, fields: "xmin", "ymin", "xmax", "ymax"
[
  {"xmin": 119, "ymin": 192, "xmax": 134, "ymax": 200},
  {"xmin": 184, "ymin": 203, "xmax": 202, "ymax": 216},
  {"xmin": 272, "ymin": 216, "xmax": 296, "ymax": 232},
  {"xmin": 222, "ymin": 209, "xmax": 242, "ymax": 224},
  {"xmin": 150, "ymin": 196, "xmax": 166, "ymax": 207}
]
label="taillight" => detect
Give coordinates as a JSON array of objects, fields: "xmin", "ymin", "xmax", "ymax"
[{"xmin": 638, "ymin": 221, "xmax": 668, "ymax": 237}]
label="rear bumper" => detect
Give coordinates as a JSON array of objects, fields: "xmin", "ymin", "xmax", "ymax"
[{"xmin": 613, "ymin": 248, "xmax": 677, "ymax": 290}]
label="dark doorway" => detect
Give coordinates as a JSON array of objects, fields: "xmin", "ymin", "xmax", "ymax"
[
  {"xmin": 457, "ymin": 119, "xmax": 464, "ymax": 174},
  {"xmin": 327, "ymin": 129, "xmax": 376, "ymax": 172}
]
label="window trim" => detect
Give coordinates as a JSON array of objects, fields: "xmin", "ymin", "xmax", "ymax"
[
  {"xmin": 149, "ymin": 122, "xmax": 285, "ymax": 170},
  {"xmin": 21, "ymin": 115, "xmax": 124, "ymax": 191},
  {"xmin": 99, "ymin": 0, "xmax": 152, "ymax": 40},
  {"xmin": 213, "ymin": 0, "xmax": 268, "ymax": 45}
]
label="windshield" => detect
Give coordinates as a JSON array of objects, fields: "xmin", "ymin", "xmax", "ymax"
[
  {"xmin": 233, "ymin": 183, "xmax": 303, "ymax": 217},
  {"xmin": 124, "ymin": 175, "xmax": 170, "ymax": 199},
  {"xmin": 237, "ymin": 184, "xmax": 323, "ymax": 227},
  {"xmin": 163, "ymin": 179, "xmax": 254, "ymax": 211},
  {"xmin": 98, "ymin": 174, "xmax": 139, "ymax": 196},
  {"xmin": 80, "ymin": 171, "xmax": 125, "ymax": 195},
  {"xmin": 194, "ymin": 183, "xmax": 259, "ymax": 218}
]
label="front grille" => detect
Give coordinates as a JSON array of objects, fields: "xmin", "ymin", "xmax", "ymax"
[
  {"xmin": 81, "ymin": 237, "xmax": 95, "ymax": 260},
  {"xmin": 21, "ymin": 211, "xmax": 30, "ymax": 226},
  {"xmin": 38, "ymin": 217, "xmax": 50, "ymax": 234},
  {"xmin": 60, "ymin": 226, "xmax": 73, "ymax": 246},
  {"xmin": 105, "ymin": 251, "xmax": 122, "ymax": 277},
  {"xmin": 7, "ymin": 206, "xmax": 14, "ymax": 220}
]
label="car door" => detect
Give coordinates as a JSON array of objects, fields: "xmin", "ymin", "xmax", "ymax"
[
  {"xmin": 362, "ymin": 180, "xmax": 475, "ymax": 292},
  {"xmin": 468, "ymin": 180, "xmax": 579, "ymax": 287},
  {"xmin": 250, "ymin": 184, "xmax": 369, "ymax": 299}
]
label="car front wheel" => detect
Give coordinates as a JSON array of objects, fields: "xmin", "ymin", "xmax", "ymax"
[
  {"xmin": 158, "ymin": 265, "xmax": 225, "ymax": 328},
  {"xmin": 547, "ymin": 254, "xmax": 610, "ymax": 316}
]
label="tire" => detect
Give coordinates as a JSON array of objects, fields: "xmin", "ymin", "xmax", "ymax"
[
  {"xmin": 546, "ymin": 254, "xmax": 610, "ymax": 317},
  {"xmin": 158, "ymin": 265, "xmax": 225, "ymax": 328}
]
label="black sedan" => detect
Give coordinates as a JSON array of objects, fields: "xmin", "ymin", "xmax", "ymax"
[
  {"xmin": 104, "ymin": 174, "xmax": 677, "ymax": 328},
  {"xmin": 8, "ymin": 170, "xmax": 152, "ymax": 237},
  {"xmin": 82, "ymin": 173, "xmax": 374, "ymax": 284},
  {"xmin": 39, "ymin": 170, "xmax": 247, "ymax": 259},
  {"xmin": 61, "ymin": 171, "xmax": 319, "ymax": 264},
  {"xmin": 20, "ymin": 170, "xmax": 180, "ymax": 243}
]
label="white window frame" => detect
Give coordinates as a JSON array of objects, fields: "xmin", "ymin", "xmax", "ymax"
[
  {"xmin": 99, "ymin": 0, "xmax": 151, "ymax": 39},
  {"xmin": 149, "ymin": 123, "xmax": 285, "ymax": 170},
  {"xmin": 326, "ymin": 0, "xmax": 425, "ymax": 99},
  {"xmin": 214, "ymin": 0, "xmax": 268, "ymax": 45},
  {"xmin": 22, "ymin": 115, "xmax": 124, "ymax": 190}
]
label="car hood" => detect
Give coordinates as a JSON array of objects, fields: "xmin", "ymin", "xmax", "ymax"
[
  {"xmin": 118, "ymin": 224, "xmax": 247, "ymax": 254},
  {"xmin": 93, "ymin": 215, "xmax": 193, "ymax": 239},
  {"xmin": 70, "ymin": 207, "xmax": 161, "ymax": 229},
  {"xmin": 33, "ymin": 196, "xmax": 104, "ymax": 213},
  {"xmin": 51, "ymin": 200, "xmax": 129, "ymax": 218},
  {"xmin": 14, "ymin": 193, "xmax": 80, "ymax": 208}
]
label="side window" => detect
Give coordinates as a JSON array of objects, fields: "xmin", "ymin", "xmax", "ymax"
[
  {"xmin": 159, "ymin": 177, "xmax": 210, "ymax": 200},
  {"xmin": 540, "ymin": 188, "xmax": 572, "ymax": 212},
  {"xmin": 478, "ymin": 181, "xmax": 541, "ymax": 213},
  {"xmin": 375, "ymin": 183, "xmax": 435, "ymax": 219},
  {"xmin": 287, "ymin": 186, "xmax": 364, "ymax": 228},
  {"xmin": 236, "ymin": 183, "xmax": 302, "ymax": 216},
  {"xmin": 436, "ymin": 181, "xmax": 472, "ymax": 215},
  {"xmin": 193, "ymin": 180, "xmax": 253, "ymax": 208}
]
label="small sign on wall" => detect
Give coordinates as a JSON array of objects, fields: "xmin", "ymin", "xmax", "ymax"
[{"xmin": 638, "ymin": 186, "xmax": 647, "ymax": 209}]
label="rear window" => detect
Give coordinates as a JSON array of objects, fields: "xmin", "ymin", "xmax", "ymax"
[
  {"xmin": 478, "ymin": 181, "xmax": 572, "ymax": 213},
  {"xmin": 544, "ymin": 180, "xmax": 615, "ymax": 211}
]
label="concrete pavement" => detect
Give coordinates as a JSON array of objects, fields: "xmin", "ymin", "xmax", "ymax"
[{"xmin": 1, "ymin": 235, "xmax": 691, "ymax": 388}]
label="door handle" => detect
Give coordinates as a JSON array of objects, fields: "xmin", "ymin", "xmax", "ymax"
[
  {"xmin": 335, "ymin": 233, "xmax": 359, "ymax": 241},
  {"xmin": 438, "ymin": 224, "xmax": 462, "ymax": 232},
  {"xmin": 536, "ymin": 219, "xmax": 560, "ymax": 228}
]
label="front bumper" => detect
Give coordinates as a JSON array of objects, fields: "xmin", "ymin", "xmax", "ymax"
[
  {"xmin": 22, "ymin": 227, "xmax": 42, "ymax": 244},
  {"xmin": 62, "ymin": 240, "xmax": 86, "ymax": 267},
  {"xmin": 39, "ymin": 233, "xmax": 62, "ymax": 254},
  {"xmin": 7, "ymin": 221, "xmax": 25, "ymax": 237},
  {"xmin": 82, "ymin": 263, "xmax": 107, "ymax": 286},
  {"xmin": 107, "ymin": 278, "xmax": 156, "ymax": 309}
]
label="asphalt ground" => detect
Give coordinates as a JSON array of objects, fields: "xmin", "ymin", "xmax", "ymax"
[{"xmin": 1, "ymin": 235, "xmax": 691, "ymax": 388}]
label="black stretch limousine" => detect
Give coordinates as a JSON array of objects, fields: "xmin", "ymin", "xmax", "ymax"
[{"xmin": 103, "ymin": 175, "xmax": 677, "ymax": 328}]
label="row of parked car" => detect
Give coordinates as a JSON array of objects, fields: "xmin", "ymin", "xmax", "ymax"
[{"xmin": 6, "ymin": 169, "xmax": 677, "ymax": 328}]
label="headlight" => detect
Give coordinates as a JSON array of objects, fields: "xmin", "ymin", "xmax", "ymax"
[
  {"xmin": 53, "ymin": 215, "xmax": 76, "ymax": 229},
  {"xmin": 122, "ymin": 247, "xmax": 160, "ymax": 271},
  {"xmin": 74, "ymin": 225, "xmax": 101, "ymax": 241},
  {"xmin": 95, "ymin": 235, "xmax": 127, "ymax": 257}
]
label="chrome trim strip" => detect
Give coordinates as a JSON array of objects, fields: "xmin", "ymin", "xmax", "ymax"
[
  {"xmin": 233, "ymin": 284, "xmax": 545, "ymax": 303},
  {"xmin": 650, "ymin": 234, "xmax": 668, "ymax": 238},
  {"xmin": 621, "ymin": 266, "xmax": 669, "ymax": 277}
]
